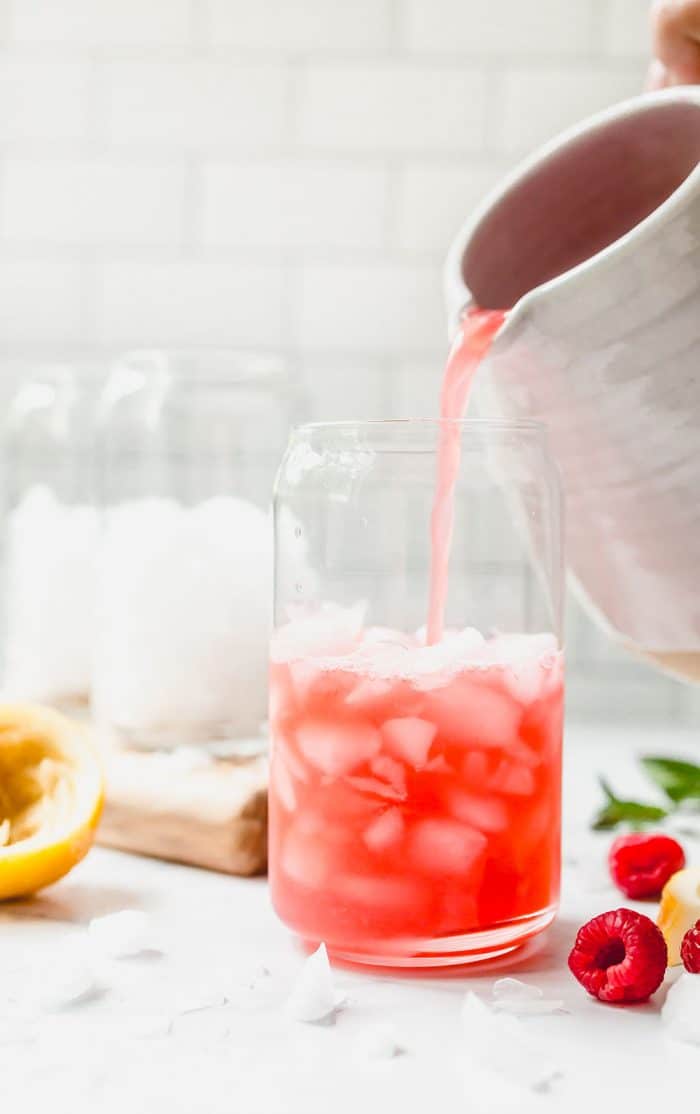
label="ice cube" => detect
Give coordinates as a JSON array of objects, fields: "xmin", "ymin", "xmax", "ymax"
[
  {"xmin": 272, "ymin": 602, "xmax": 365, "ymax": 662},
  {"xmin": 273, "ymin": 734, "xmax": 308, "ymax": 783},
  {"xmin": 354, "ymin": 1021, "xmax": 404, "ymax": 1059},
  {"xmin": 362, "ymin": 627, "xmax": 414, "ymax": 649},
  {"xmin": 461, "ymin": 750, "xmax": 491, "ymax": 786},
  {"xmin": 272, "ymin": 754, "xmax": 297, "ymax": 812},
  {"xmin": 381, "ymin": 717, "xmax": 436, "ymax": 767},
  {"xmin": 445, "ymin": 789, "xmax": 508, "ymax": 834},
  {"xmin": 28, "ymin": 938, "xmax": 99, "ymax": 1011},
  {"xmin": 345, "ymin": 677, "xmax": 394, "ymax": 710},
  {"xmin": 494, "ymin": 997, "xmax": 566, "ymax": 1016},
  {"xmin": 461, "ymin": 992, "xmax": 562, "ymax": 1092},
  {"xmin": 363, "ymin": 808, "xmax": 405, "ymax": 853},
  {"xmin": 369, "ymin": 753, "xmax": 407, "ymax": 794},
  {"xmin": 88, "ymin": 910, "xmax": 162, "ymax": 958},
  {"xmin": 345, "ymin": 775, "xmax": 405, "ymax": 802},
  {"xmin": 3, "ymin": 486, "xmax": 99, "ymax": 702},
  {"xmin": 492, "ymin": 758, "xmax": 535, "ymax": 796},
  {"xmin": 662, "ymin": 972, "xmax": 700, "ymax": 1045},
  {"xmin": 296, "ymin": 718, "xmax": 381, "ymax": 777},
  {"xmin": 501, "ymin": 661, "xmax": 547, "ymax": 705},
  {"xmin": 288, "ymin": 659, "xmax": 324, "ymax": 701},
  {"xmin": 428, "ymin": 678, "xmax": 521, "ymax": 749},
  {"xmin": 281, "ymin": 824, "xmax": 336, "ymax": 889},
  {"xmin": 285, "ymin": 943, "xmax": 341, "ymax": 1024},
  {"xmin": 408, "ymin": 818, "xmax": 487, "ymax": 877},
  {"xmin": 333, "ymin": 873, "xmax": 431, "ymax": 924},
  {"xmin": 94, "ymin": 495, "xmax": 272, "ymax": 738},
  {"xmin": 491, "ymin": 978, "xmax": 566, "ymax": 1015},
  {"xmin": 493, "ymin": 978, "xmax": 542, "ymax": 1001}
]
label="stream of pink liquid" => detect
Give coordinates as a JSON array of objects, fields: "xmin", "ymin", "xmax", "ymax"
[{"xmin": 426, "ymin": 307, "xmax": 507, "ymax": 645}]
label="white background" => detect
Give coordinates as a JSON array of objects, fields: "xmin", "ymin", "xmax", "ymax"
[{"xmin": 0, "ymin": 0, "xmax": 697, "ymax": 724}]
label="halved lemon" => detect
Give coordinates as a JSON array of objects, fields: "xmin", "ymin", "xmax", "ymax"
[{"xmin": 0, "ymin": 703, "xmax": 103, "ymax": 900}]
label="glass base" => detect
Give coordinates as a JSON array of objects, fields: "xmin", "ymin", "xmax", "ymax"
[{"xmin": 322, "ymin": 907, "xmax": 557, "ymax": 969}]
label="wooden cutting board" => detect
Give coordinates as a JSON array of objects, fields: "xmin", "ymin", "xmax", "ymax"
[{"xmin": 97, "ymin": 747, "xmax": 268, "ymax": 876}]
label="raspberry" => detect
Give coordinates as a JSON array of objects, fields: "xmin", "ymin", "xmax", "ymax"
[
  {"xmin": 608, "ymin": 832, "xmax": 685, "ymax": 899},
  {"xmin": 680, "ymin": 920, "xmax": 700, "ymax": 973},
  {"xmin": 568, "ymin": 908, "xmax": 668, "ymax": 1003}
]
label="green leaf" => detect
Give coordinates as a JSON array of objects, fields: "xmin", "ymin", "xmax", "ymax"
[
  {"xmin": 641, "ymin": 756, "xmax": 700, "ymax": 804},
  {"xmin": 591, "ymin": 777, "xmax": 667, "ymax": 831}
]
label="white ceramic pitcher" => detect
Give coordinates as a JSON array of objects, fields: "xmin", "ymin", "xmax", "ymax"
[{"xmin": 445, "ymin": 87, "xmax": 700, "ymax": 681}]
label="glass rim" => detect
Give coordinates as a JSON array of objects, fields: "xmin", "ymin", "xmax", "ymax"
[{"xmin": 294, "ymin": 416, "xmax": 547, "ymax": 435}]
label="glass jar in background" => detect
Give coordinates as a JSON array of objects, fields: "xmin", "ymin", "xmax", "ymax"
[
  {"xmin": 93, "ymin": 350, "xmax": 290, "ymax": 752},
  {"xmin": 1, "ymin": 365, "xmax": 100, "ymax": 710},
  {"xmin": 269, "ymin": 419, "xmax": 564, "ymax": 967}
]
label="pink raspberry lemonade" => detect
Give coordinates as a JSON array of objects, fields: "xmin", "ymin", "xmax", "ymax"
[{"xmin": 269, "ymin": 619, "xmax": 563, "ymax": 965}]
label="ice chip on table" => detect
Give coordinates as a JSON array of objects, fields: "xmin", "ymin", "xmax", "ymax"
[
  {"xmin": 3, "ymin": 485, "xmax": 99, "ymax": 702},
  {"xmin": 363, "ymin": 808, "xmax": 405, "ymax": 853},
  {"xmin": 381, "ymin": 717, "xmax": 436, "ymax": 767},
  {"xmin": 493, "ymin": 978, "xmax": 543, "ymax": 1002},
  {"xmin": 272, "ymin": 601, "xmax": 366, "ymax": 662},
  {"xmin": 408, "ymin": 818, "xmax": 487, "ymax": 877},
  {"xmin": 662, "ymin": 973, "xmax": 700, "ymax": 1045},
  {"xmin": 461, "ymin": 992, "xmax": 562, "ymax": 1092},
  {"xmin": 93, "ymin": 495, "xmax": 271, "ymax": 738},
  {"xmin": 354, "ymin": 1021, "xmax": 404, "ymax": 1060},
  {"xmin": 25, "ymin": 938, "xmax": 99, "ymax": 1012},
  {"xmin": 296, "ymin": 717, "xmax": 380, "ymax": 777},
  {"xmin": 88, "ymin": 910, "xmax": 162, "ymax": 958},
  {"xmin": 492, "ymin": 978, "xmax": 565, "ymax": 1016},
  {"xmin": 285, "ymin": 943, "xmax": 342, "ymax": 1024}
]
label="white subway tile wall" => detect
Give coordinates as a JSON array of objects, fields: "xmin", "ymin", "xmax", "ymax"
[{"xmin": 0, "ymin": 0, "xmax": 697, "ymax": 723}]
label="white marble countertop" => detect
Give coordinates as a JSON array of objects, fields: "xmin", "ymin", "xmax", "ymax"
[{"xmin": 1, "ymin": 724, "xmax": 698, "ymax": 1113}]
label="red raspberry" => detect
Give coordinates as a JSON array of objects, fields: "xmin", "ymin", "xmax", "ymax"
[
  {"xmin": 568, "ymin": 908, "xmax": 668, "ymax": 1003},
  {"xmin": 680, "ymin": 920, "xmax": 700, "ymax": 973},
  {"xmin": 608, "ymin": 832, "xmax": 685, "ymax": 899}
]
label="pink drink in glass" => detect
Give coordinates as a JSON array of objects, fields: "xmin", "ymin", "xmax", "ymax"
[{"xmin": 269, "ymin": 623, "xmax": 563, "ymax": 964}]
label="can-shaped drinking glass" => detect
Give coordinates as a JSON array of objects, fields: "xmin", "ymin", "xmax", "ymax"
[{"xmin": 269, "ymin": 419, "xmax": 564, "ymax": 967}]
